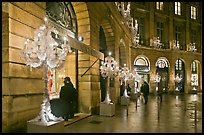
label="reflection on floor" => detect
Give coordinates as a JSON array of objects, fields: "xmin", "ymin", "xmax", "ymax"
[{"xmin": 64, "ymin": 113, "xmax": 91, "ymax": 126}]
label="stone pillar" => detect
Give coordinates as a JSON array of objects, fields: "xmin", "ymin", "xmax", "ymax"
[
  {"xmin": 169, "ymin": 2, "xmax": 174, "ymax": 49},
  {"xmin": 185, "ymin": 3, "xmax": 190, "ymax": 50},
  {"xmin": 168, "ymin": 57, "xmax": 176, "ymax": 93},
  {"xmin": 185, "ymin": 61, "xmax": 191, "ymax": 94},
  {"xmin": 149, "ymin": 2, "xmax": 155, "ymax": 46}
]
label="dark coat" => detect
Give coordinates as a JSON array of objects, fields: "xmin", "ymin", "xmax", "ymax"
[
  {"xmin": 60, "ymin": 82, "xmax": 75, "ymax": 118},
  {"xmin": 141, "ymin": 82, "xmax": 149, "ymax": 96}
]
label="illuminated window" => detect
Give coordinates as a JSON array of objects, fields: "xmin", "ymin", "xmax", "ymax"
[
  {"xmin": 156, "ymin": 2, "xmax": 163, "ymax": 10},
  {"xmin": 175, "ymin": 59, "xmax": 182, "ymax": 70},
  {"xmin": 191, "ymin": 6, "xmax": 197, "ymax": 19},
  {"xmin": 191, "ymin": 61, "xmax": 198, "ymax": 86},
  {"xmin": 175, "ymin": 2, "xmax": 181, "ymax": 15},
  {"xmin": 157, "ymin": 60, "xmax": 166, "ymax": 68}
]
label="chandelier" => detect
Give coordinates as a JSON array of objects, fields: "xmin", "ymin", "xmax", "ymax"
[
  {"xmin": 154, "ymin": 73, "xmax": 161, "ymax": 83},
  {"xmin": 131, "ymin": 19, "xmax": 140, "ymax": 47},
  {"xmin": 23, "ymin": 16, "xmax": 71, "ymax": 124},
  {"xmin": 188, "ymin": 42, "xmax": 197, "ymax": 52},
  {"xmin": 100, "ymin": 52, "xmax": 119, "ymax": 104},
  {"xmin": 118, "ymin": 64, "xmax": 131, "ymax": 97},
  {"xmin": 115, "ymin": 2, "xmax": 131, "ymax": 23},
  {"xmin": 174, "ymin": 73, "xmax": 182, "ymax": 91},
  {"xmin": 172, "ymin": 40, "xmax": 180, "ymax": 50},
  {"xmin": 152, "ymin": 37, "xmax": 163, "ymax": 49}
]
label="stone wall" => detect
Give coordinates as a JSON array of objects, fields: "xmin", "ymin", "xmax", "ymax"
[{"xmin": 2, "ymin": 2, "xmax": 46, "ymax": 132}]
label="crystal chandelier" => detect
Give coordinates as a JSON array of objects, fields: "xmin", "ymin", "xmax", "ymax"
[
  {"xmin": 23, "ymin": 16, "xmax": 71, "ymax": 124},
  {"xmin": 188, "ymin": 42, "xmax": 197, "ymax": 52},
  {"xmin": 118, "ymin": 64, "xmax": 131, "ymax": 97},
  {"xmin": 191, "ymin": 75, "xmax": 197, "ymax": 91},
  {"xmin": 100, "ymin": 52, "xmax": 119, "ymax": 104},
  {"xmin": 115, "ymin": 2, "xmax": 131, "ymax": 23},
  {"xmin": 152, "ymin": 37, "xmax": 163, "ymax": 49},
  {"xmin": 154, "ymin": 73, "xmax": 161, "ymax": 83},
  {"xmin": 130, "ymin": 69, "xmax": 142, "ymax": 93},
  {"xmin": 174, "ymin": 73, "xmax": 182, "ymax": 91},
  {"xmin": 131, "ymin": 19, "xmax": 140, "ymax": 47},
  {"xmin": 172, "ymin": 40, "xmax": 180, "ymax": 50}
]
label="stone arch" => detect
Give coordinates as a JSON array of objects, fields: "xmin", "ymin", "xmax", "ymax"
[
  {"xmin": 119, "ymin": 38, "xmax": 127, "ymax": 67},
  {"xmin": 155, "ymin": 57, "xmax": 170, "ymax": 68},
  {"xmin": 100, "ymin": 20, "xmax": 115, "ymax": 57},
  {"xmin": 155, "ymin": 57, "xmax": 170, "ymax": 93},
  {"xmin": 134, "ymin": 55, "xmax": 150, "ymax": 68},
  {"xmin": 71, "ymin": 2, "xmax": 91, "ymax": 44},
  {"xmin": 134, "ymin": 55, "xmax": 150, "ymax": 83}
]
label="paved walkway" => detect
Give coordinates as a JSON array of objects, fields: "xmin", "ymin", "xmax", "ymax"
[{"xmin": 64, "ymin": 93, "xmax": 202, "ymax": 133}]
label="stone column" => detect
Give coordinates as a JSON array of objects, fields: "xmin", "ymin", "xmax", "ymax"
[
  {"xmin": 149, "ymin": 2, "xmax": 155, "ymax": 46},
  {"xmin": 168, "ymin": 2, "xmax": 174, "ymax": 49}
]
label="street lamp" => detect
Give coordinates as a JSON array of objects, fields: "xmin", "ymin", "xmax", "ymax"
[{"xmin": 23, "ymin": 16, "xmax": 70, "ymax": 124}]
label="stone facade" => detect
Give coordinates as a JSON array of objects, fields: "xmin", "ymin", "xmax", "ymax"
[{"xmin": 2, "ymin": 2, "xmax": 202, "ymax": 132}]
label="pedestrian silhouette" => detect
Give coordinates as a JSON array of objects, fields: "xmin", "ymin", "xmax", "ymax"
[
  {"xmin": 141, "ymin": 81, "xmax": 149, "ymax": 104},
  {"xmin": 60, "ymin": 77, "xmax": 76, "ymax": 121}
]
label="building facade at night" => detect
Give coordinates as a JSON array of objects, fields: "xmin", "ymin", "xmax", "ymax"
[{"xmin": 2, "ymin": 2, "xmax": 202, "ymax": 132}]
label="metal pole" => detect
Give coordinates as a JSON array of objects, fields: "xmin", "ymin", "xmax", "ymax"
[
  {"xmin": 194, "ymin": 102, "xmax": 197, "ymax": 132},
  {"xmin": 158, "ymin": 97, "xmax": 160, "ymax": 120},
  {"xmin": 135, "ymin": 94, "xmax": 138, "ymax": 110}
]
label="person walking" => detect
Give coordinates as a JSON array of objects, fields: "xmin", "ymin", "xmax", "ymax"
[
  {"xmin": 141, "ymin": 81, "xmax": 149, "ymax": 104},
  {"xmin": 127, "ymin": 83, "xmax": 131, "ymax": 96},
  {"xmin": 157, "ymin": 81, "xmax": 163, "ymax": 103},
  {"xmin": 60, "ymin": 77, "xmax": 75, "ymax": 121}
]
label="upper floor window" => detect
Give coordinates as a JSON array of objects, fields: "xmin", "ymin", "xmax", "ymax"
[
  {"xmin": 175, "ymin": 59, "xmax": 182, "ymax": 71},
  {"xmin": 136, "ymin": 17, "xmax": 145, "ymax": 45},
  {"xmin": 191, "ymin": 29, "xmax": 196, "ymax": 44},
  {"xmin": 157, "ymin": 22, "xmax": 164, "ymax": 43},
  {"xmin": 191, "ymin": 6, "xmax": 197, "ymax": 19},
  {"xmin": 175, "ymin": 26, "xmax": 181, "ymax": 44},
  {"xmin": 156, "ymin": 2, "xmax": 163, "ymax": 10},
  {"xmin": 175, "ymin": 2, "xmax": 181, "ymax": 15}
]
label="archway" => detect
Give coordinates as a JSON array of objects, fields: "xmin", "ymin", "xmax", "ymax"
[
  {"xmin": 119, "ymin": 39, "xmax": 127, "ymax": 67},
  {"xmin": 155, "ymin": 57, "xmax": 169, "ymax": 93},
  {"xmin": 174, "ymin": 59, "xmax": 185, "ymax": 93},
  {"xmin": 134, "ymin": 55, "xmax": 150, "ymax": 90},
  {"xmin": 46, "ymin": 2, "xmax": 79, "ymax": 114}
]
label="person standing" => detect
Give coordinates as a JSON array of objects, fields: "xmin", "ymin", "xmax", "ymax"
[
  {"xmin": 141, "ymin": 81, "xmax": 149, "ymax": 104},
  {"xmin": 127, "ymin": 83, "xmax": 131, "ymax": 96},
  {"xmin": 60, "ymin": 77, "xmax": 75, "ymax": 121},
  {"xmin": 120, "ymin": 81, "xmax": 125, "ymax": 97}
]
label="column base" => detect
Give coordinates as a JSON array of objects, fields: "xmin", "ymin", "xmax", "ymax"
[
  {"xmin": 100, "ymin": 102, "xmax": 115, "ymax": 116},
  {"xmin": 120, "ymin": 96, "xmax": 130, "ymax": 105}
]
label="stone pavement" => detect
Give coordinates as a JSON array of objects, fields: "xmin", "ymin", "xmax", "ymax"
[{"xmin": 64, "ymin": 93, "xmax": 202, "ymax": 133}]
